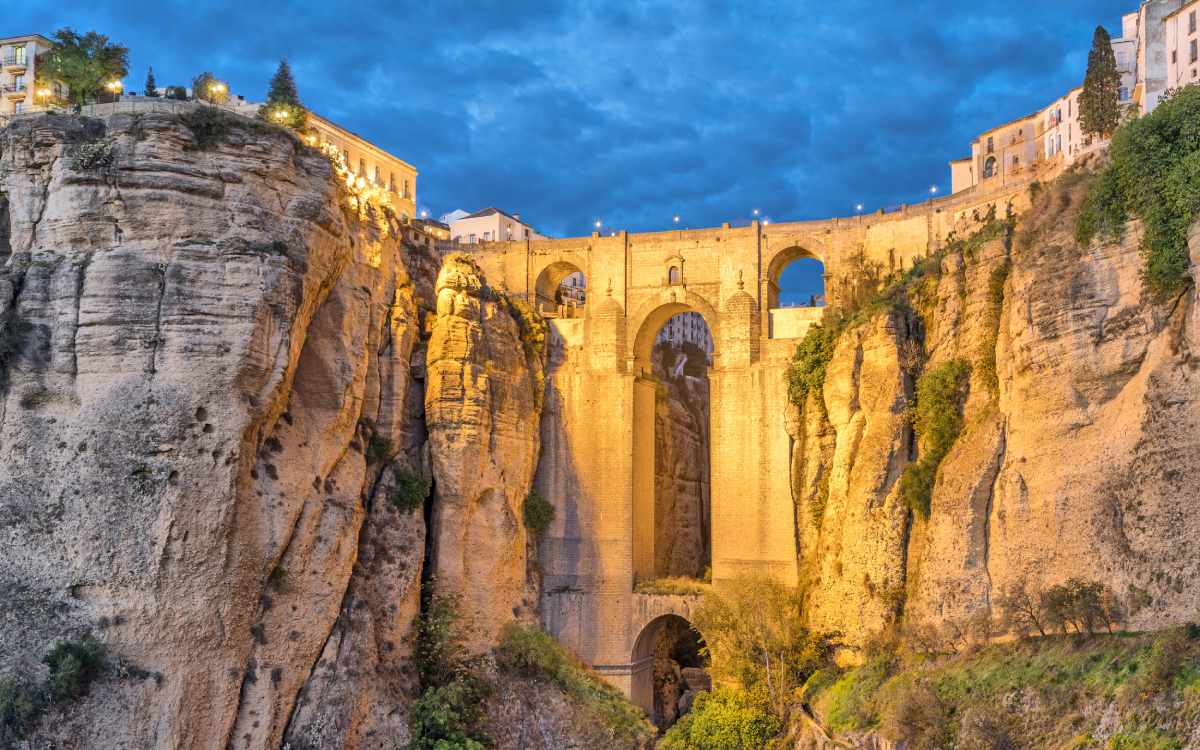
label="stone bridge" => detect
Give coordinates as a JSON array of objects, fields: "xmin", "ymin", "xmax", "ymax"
[{"xmin": 463, "ymin": 181, "xmax": 1033, "ymax": 711}]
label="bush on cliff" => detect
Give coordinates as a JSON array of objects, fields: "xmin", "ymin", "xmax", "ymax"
[
  {"xmin": 658, "ymin": 688, "xmax": 781, "ymax": 750},
  {"xmin": 899, "ymin": 358, "xmax": 971, "ymax": 518},
  {"xmin": 408, "ymin": 589, "xmax": 492, "ymax": 750},
  {"xmin": 692, "ymin": 575, "xmax": 837, "ymax": 722},
  {"xmin": 786, "ymin": 322, "xmax": 840, "ymax": 412},
  {"xmin": 522, "ymin": 490, "xmax": 554, "ymax": 536},
  {"xmin": 390, "ymin": 468, "xmax": 430, "ymax": 513},
  {"xmin": 497, "ymin": 623, "xmax": 654, "ymax": 746},
  {"xmin": 1076, "ymin": 85, "xmax": 1200, "ymax": 299}
]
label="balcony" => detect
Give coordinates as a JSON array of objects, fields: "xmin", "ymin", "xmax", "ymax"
[
  {"xmin": 2, "ymin": 56, "xmax": 27, "ymax": 70},
  {"xmin": 3, "ymin": 84, "xmax": 26, "ymax": 98}
]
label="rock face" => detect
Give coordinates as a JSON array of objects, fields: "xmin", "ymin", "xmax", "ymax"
[
  {"xmin": 793, "ymin": 174, "xmax": 1200, "ymax": 645},
  {"xmin": 0, "ymin": 111, "xmax": 544, "ymax": 749},
  {"xmin": 424, "ymin": 253, "xmax": 545, "ymax": 649},
  {"xmin": 653, "ymin": 345, "xmax": 711, "ymax": 579}
]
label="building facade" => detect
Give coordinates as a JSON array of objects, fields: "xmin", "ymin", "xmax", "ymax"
[
  {"xmin": 949, "ymin": 111, "xmax": 1041, "ymax": 194},
  {"xmin": 306, "ymin": 113, "xmax": 418, "ymax": 220},
  {"xmin": 654, "ymin": 312, "xmax": 714, "ymax": 362},
  {"xmin": 1164, "ymin": 1, "xmax": 1200, "ymax": 92},
  {"xmin": 0, "ymin": 35, "xmax": 61, "ymax": 115},
  {"xmin": 447, "ymin": 207, "xmax": 547, "ymax": 244}
]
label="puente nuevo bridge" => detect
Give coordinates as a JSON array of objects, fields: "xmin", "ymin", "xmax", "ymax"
[{"xmin": 464, "ymin": 179, "xmax": 1035, "ymax": 712}]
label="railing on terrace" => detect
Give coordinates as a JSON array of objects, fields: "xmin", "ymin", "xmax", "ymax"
[{"xmin": 2, "ymin": 56, "xmax": 26, "ymax": 67}]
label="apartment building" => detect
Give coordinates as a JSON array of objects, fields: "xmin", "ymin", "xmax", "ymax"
[
  {"xmin": 1040, "ymin": 87, "xmax": 1086, "ymax": 164},
  {"xmin": 0, "ymin": 35, "xmax": 62, "ymax": 115},
  {"xmin": 1164, "ymin": 1, "xmax": 1200, "ymax": 91},
  {"xmin": 655, "ymin": 312, "xmax": 714, "ymax": 363},
  {"xmin": 949, "ymin": 111, "xmax": 1041, "ymax": 194},
  {"xmin": 446, "ymin": 207, "xmax": 546, "ymax": 244},
  {"xmin": 306, "ymin": 113, "xmax": 417, "ymax": 220}
]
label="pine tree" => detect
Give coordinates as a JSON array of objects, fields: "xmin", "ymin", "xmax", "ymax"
[
  {"xmin": 143, "ymin": 66, "xmax": 157, "ymax": 97},
  {"xmin": 1079, "ymin": 26, "xmax": 1122, "ymax": 139},
  {"xmin": 261, "ymin": 59, "xmax": 307, "ymax": 129}
]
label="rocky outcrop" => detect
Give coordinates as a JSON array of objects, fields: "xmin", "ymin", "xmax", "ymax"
[
  {"xmin": 425, "ymin": 253, "xmax": 545, "ymax": 649},
  {"xmin": 0, "ymin": 110, "xmax": 545, "ymax": 750}
]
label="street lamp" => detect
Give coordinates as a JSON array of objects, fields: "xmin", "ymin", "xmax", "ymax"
[
  {"xmin": 855, "ymin": 203, "xmax": 864, "ymax": 214},
  {"xmin": 752, "ymin": 208, "xmax": 760, "ymax": 218},
  {"xmin": 420, "ymin": 209, "xmax": 429, "ymax": 219},
  {"xmin": 594, "ymin": 219, "xmax": 602, "ymax": 230},
  {"xmin": 673, "ymin": 215, "xmax": 680, "ymax": 225},
  {"xmin": 105, "ymin": 80, "xmax": 123, "ymax": 94},
  {"xmin": 929, "ymin": 185, "xmax": 939, "ymax": 196}
]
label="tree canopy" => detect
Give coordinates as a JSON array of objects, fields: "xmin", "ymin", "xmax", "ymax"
[
  {"xmin": 1079, "ymin": 26, "xmax": 1122, "ymax": 138},
  {"xmin": 192, "ymin": 72, "xmax": 230, "ymax": 104},
  {"xmin": 260, "ymin": 59, "xmax": 307, "ymax": 129},
  {"xmin": 37, "ymin": 28, "xmax": 129, "ymax": 106}
]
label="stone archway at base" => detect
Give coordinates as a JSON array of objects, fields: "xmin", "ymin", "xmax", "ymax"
[{"xmin": 630, "ymin": 614, "xmax": 710, "ymax": 728}]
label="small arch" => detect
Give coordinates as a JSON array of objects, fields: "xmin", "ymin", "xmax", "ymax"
[
  {"xmin": 764, "ymin": 245, "xmax": 826, "ymax": 340},
  {"xmin": 668, "ymin": 265, "xmax": 682, "ymax": 285},
  {"xmin": 631, "ymin": 615, "xmax": 709, "ymax": 728},
  {"xmin": 534, "ymin": 260, "xmax": 587, "ymax": 319},
  {"xmin": 983, "ymin": 156, "xmax": 997, "ymax": 179}
]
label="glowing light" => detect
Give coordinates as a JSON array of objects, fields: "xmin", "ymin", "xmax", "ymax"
[
  {"xmin": 673, "ymin": 215, "xmax": 680, "ymax": 224},
  {"xmin": 209, "ymin": 81, "xmax": 227, "ymax": 94},
  {"xmin": 594, "ymin": 219, "xmax": 602, "ymax": 229},
  {"xmin": 35, "ymin": 87, "xmax": 51, "ymax": 99},
  {"xmin": 273, "ymin": 109, "xmax": 287, "ymax": 121},
  {"xmin": 763, "ymin": 218, "xmax": 770, "ymax": 226},
  {"xmin": 930, "ymin": 185, "xmax": 939, "ymax": 195},
  {"xmin": 420, "ymin": 210, "xmax": 429, "ymax": 219},
  {"xmin": 355, "ymin": 176, "xmax": 367, "ymax": 189},
  {"xmin": 855, "ymin": 203, "xmax": 864, "ymax": 212},
  {"xmin": 104, "ymin": 80, "xmax": 123, "ymax": 93}
]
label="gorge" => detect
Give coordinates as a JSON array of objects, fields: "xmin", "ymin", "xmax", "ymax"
[{"xmin": 0, "ymin": 95, "xmax": 1199, "ymax": 750}]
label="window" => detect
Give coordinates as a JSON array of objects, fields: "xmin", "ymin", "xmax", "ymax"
[
  {"xmin": 342, "ymin": 148, "xmax": 349, "ymax": 165},
  {"xmin": 1190, "ymin": 11, "xmax": 1196, "ymax": 34},
  {"xmin": 13, "ymin": 101, "xmax": 23, "ymax": 114},
  {"xmin": 1174, "ymin": 50, "xmax": 1179, "ymax": 64},
  {"xmin": 986, "ymin": 136, "xmax": 994, "ymax": 154},
  {"xmin": 358, "ymin": 158, "xmax": 366, "ymax": 176},
  {"xmin": 668, "ymin": 266, "xmax": 682, "ymax": 285},
  {"xmin": 1057, "ymin": 134, "xmax": 1062, "ymax": 153},
  {"xmin": 374, "ymin": 165, "xmax": 381, "ymax": 185},
  {"xmin": 1119, "ymin": 87, "xmax": 1129, "ymax": 101},
  {"xmin": 403, "ymin": 179, "xmax": 410, "ymax": 198},
  {"xmin": 468, "ymin": 233, "xmax": 477, "ymax": 243},
  {"xmin": 505, "ymin": 223, "xmax": 513, "ymax": 239},
  {"xmin": 983, "ymin": 156, "xmax": 997, "ymax": 178},
  {"xmin": 389, "ymin": 173, "xmax": 396, "ymax": 193},
  {"xmin": 1192, "ymin": 39, "xmax": 1198, "ymax": 63},
  {"xmin": 1012, "ymin": 155, "xmax": 1020, "ymax": 167},
  {"xmin": 13, "ymin": 74, "xmax": 24, "ymax": 91},
  {"xmin": 12, "ymin": 46, "xmax": 25, "ymax": 65}
]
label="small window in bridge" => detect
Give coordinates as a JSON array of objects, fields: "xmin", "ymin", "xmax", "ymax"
[{"xmin": 668, "ymin": 265, "xmax": 682, "ymax": 285}]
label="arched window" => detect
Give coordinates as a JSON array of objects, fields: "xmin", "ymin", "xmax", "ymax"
[
  {"xmin": 983, "ymin": 156, "xmax": 997, "ymax": 178},
  {"xmin": 668, "ymin": 266, "xmax": 682, "ymax": 285}
]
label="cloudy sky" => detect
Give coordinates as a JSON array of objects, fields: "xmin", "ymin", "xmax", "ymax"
[{"xmin": 21, "ymin": 0, "xmax": 1129, "ymax": 239}]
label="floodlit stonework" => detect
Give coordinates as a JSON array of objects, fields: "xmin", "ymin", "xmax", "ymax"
[{"xmin": 464, "ymin": 177, "xmax": 1036, "ymax": 709}]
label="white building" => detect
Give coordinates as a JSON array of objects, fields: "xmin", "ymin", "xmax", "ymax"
[
  {"xmin": 447, "ymin": 207, "xmax": 546, "ymax": 244},
  {"xmin": 1130, "ymin": 0, "xmax": 1191, "ymax": 113},
  {"xmin": 655, "ymin": 312, "xmax": 713, "ymax": 363},
  {"xmin": 1164, "ymin": 1, "xmax": 1200, "ymax": 92},
  {"xmin": 0, "ymin": 34, "xmax": 62, "ymax": 115}
]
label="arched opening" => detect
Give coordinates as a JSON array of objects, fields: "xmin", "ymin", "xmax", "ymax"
[
  {"xmin": 534, "ymin": 261, "xmax": 586, "ymax": 319},
  {"xmin": 631, "ymin": 615, "xmax": 710, "ymax": 729},
  {"xmin": 668, "ymin": 265, "xmax": 682, "ymax": 285},
  {"xmin": 983, "ymin": 155, "xmax": 997, "ymax": 179},
  {"xmin": 765, "ymin": 247, "xmax": 825, "ymax": 339},
  {"xmin": 632, "ymin": 305, "xmax": 714, "ymax": 587}
]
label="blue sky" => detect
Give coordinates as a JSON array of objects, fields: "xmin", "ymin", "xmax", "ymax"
[{"xmin": 20, "ymin": 0, "xmax": 1129, "ymax": 250}]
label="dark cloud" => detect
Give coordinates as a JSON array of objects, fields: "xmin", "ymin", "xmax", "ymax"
[{"xmin": 18, "ymin": 0, "xmax": 1130, "ymax": 235}]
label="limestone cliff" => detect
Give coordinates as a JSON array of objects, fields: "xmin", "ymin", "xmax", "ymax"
[
  {"xmin": 791, "ymin": 171, "xmax": 1200, "ymax": 646},
  {"xmin": 0, "ymin": 111, "xmax": 547, "ymax": 749}
]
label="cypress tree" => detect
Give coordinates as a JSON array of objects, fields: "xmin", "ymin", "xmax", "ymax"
[
  {"xmin": 261, "ymin": 59, "xmax": 306, "ymax": 129},
  {"xmin": 1079, "ymin": 26, "xmax": 1122, "ymax": 138},
  {"xmin": 144, "ymin": 66, "xmax": 157, "ymax": 97}
]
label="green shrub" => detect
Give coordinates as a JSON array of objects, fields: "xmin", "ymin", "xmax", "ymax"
[
  {"xmin": 497, "ymin": 623, "xmax": 654, "ymax": 746},
  {"xmin": 43, "ymin": 636, "xmax": 106, "ymax": 702},
  {"xmin": 818, "ymin": 651, "xmax": 898, "ymax": 732},
  {"xmin": 365, "ymin": 433, "xmax": 393, "ymax": 464},
  {"xmin": 786, "ymin": 322, "xmax": 840, "ymax": 410},
  {"xmin": 0, "ymin": 678, "xmax": 39, "ymax": 742},
  {"xmin": 179, "ymin": 106, "xmax": 236, "ymax": 150},
  {"xmin": 408, "ymin": 589, "xmax": 492, "ymax": 750},
  {"xmin": 1076, "ymin": 85, "xmax": 1200, "ymax": 299},
  {"xmin": 658, "ymin": 688, "xmax": 781, "ymax": 750},
  {"xmin": 390, "ymin": 468, "xmax": 430, "ymax": 513},
  {"xmin": 267, "ymin": 564, "xmax": 288, "ymax": 593},
  {"xmin": 523, "ymin": 490, "xmax": 555, "ymax": 536},
  {"xmin": 633, "ymin": 576, "xmax": 711, "ymax": 596},
  {"xmin": 899, "ymin": 359, "xmax": 971, "ymax": 518}
]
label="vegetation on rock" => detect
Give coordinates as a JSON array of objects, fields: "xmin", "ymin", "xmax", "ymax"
[
  {"xmin": 522, "ymin": 489, "xmax": 554, "ymax": 536},
  {"xmin": 976, "ymin": 259, "xmax": 1010, "ymax": 396},
  {"xmin": 390, "ymin": 468, "xmax": 430, "ymax": 514},
  {"xmin": 496, "ymin": 624, "xmax": 655, "ymax": 746},
  {"xmin": 0, "ymin": 637, "xmax": 107, "ymax": 744},
  {"xmin": 1077, "ymin": 85, "xmax": 1200, "ymax": 299},
  {"xmin": 658, "ymin": 688, "xmax": 781, "ymax": 750},
  {"xmin": 898, "ymin": 359, "xmax": 971, "ymax": 518},
  {"xmin": 191, "ymin": 71, "xmax": 229, "ymax": 104}
]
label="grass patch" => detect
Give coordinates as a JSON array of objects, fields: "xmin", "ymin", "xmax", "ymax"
[
  {"xmin": 633, "ymin": 576, "xmax": 711, "ymax": 596},
  {"xmin": 497, "ymin": 623, "xmax": 655, "ymax": 747},
  {"xmin": 44, "ymin": 636, "xmax": 106, "ymax": 702},
  {"xmin": 898, "ymin": 359, "xmax": 971, "ymax": 518},
  {"xmin": 977, "ymin": 260, "xmax": 1010, "ymax": 396},
  {"xmin": 1076, "ymin": 85, "xmax": 1200, "ymax": 299}
]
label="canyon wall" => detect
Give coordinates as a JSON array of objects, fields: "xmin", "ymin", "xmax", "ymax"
[
  {"xmin": 0, "ymin": 112, "xmax": 546, "ymax": 749},
  {"xmin": 792, "ymin": 174, "xmax": 1200, "ymax": 645}
]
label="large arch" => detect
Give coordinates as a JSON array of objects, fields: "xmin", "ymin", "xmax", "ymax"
[
  {"xmin": 628, "ymin": 291, "xmax": 720, "ymax": 376},
  {"xmin": 630, "ymin": 300, "xmax": 717, "ymax": 586},
  {"xmin": 630, "ymin": 614, "xmax": 708, "ymax": 726}
]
